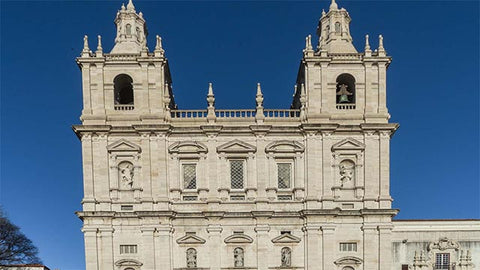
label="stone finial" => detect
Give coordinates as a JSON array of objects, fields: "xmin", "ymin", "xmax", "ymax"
[
  {"xmin": 139, "ymin": 11, "xmax": 143, "ymax": 18},
  {"xmin": 127, "ymin": 0, "xmax": 135, "ymax": 11},
  {"xmin": 121, "ymin": 3, "xmax": 125, "ymax": 11},
  {"xmin": 378, "ymin": 34, "xmax": 386, "ymax": 56},
  {"xmin": 164, "ymin": 83, "xmax": 172, "ymax": 121},
  {"xmin": 300, "ymin": 83, "xmax": 307, "ymax": 122},
  {"xmin": 82, "ymin": 35, "xmax": 91, "ymax": 57},
  {"xmin": 293, "ymin": 84, "xmax": 298, "ymax": 98},
  {"xmin": 329, "ymin": 0, "xmax": 338, "ymax": 11},
  {"xmin": 207, "ymin": 83, "xmax": 216, "ymax": 123},
  {"xmin": 306, "ymin": 35, "xmax": 313, "ymax": 50},
  {"xmin": 321, "ymin": 9, "xmax": 326, "ymax": 17},
  {"xmin": 255, "ymin": 83, "xmax": 265, "ymax": 123},
  {"xmin": 155, "ymin": 35, "xmax": 165, "ymax": 56},
  {"xmin": 365, "ymin": 34, "xmax": 371, "ymax": 51},
  {"xmin": 95, "ymin": 35, "xmax": 103, "ymax": 56}
]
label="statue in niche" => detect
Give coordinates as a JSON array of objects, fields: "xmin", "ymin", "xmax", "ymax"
[
  {"xmin": 339, "ymin": 160, "xmax": 355, "ymax": 187},
  {"xmin": 234, "ymin": 247, "xmax": 244, "ymax": 267},
  {"xmin": 335, "ymin": 22, "xmax": 341, "ymax": 33},
  {"xmin": 281, "ymin": 247, "xmax": 291, "ymax": 267},
  {"xmin": 186, "ymin": 248, "xmax": 197, "ymax": 268},
  {"xmin": 119, "ymin": 162, "xmax": 134, "ymax": 188}
]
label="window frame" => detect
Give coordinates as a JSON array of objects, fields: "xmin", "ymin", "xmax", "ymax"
[
  {"xmin": 229, "ymin": 159, "xmax": 246, "ymax": 191},
  {"xmin": 276, "ymin": 161, "xmax": 294, "ymax": 190},
  {"xmin": 181, "ymin": 162, "xmax": 198, "ymax": 191},
  {"xmin": 339, "ymin": 242, "xmax": 357, "ymax": 252}
]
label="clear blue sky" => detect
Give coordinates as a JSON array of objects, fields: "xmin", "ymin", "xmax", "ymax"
[{"xmin": 1, "ymin": 1, "xmax": 478, "ymax": 269}]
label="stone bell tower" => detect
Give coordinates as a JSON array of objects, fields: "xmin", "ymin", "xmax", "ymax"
[{"xmin": 77, "ymin": 0, "xmax": 175, "ymax": 127}]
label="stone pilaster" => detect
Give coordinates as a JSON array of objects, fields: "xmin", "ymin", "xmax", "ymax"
[
  {"xmin": 303, "ymin": 224, "xmax": 321, "ymax": 270},
  {"xmin": 321, "ymin": 224, "xmax": 335, "ymax": 270},
  {"xmin": 141, "ymin": 226, "xmax": 156, "ymax": 270},
  {"xmin": 99, "ymin": 227, "xmax": 114, "ymax": 270},
  {"xmin": 156, "ymin": 225, "xmax": 173, "ymax": 270},
  {"xmin": 255, "ymin": 224, "xmax": 271, "ymax": 270},
  {"xmin": 82, "ymin": 227, "xmax": 98, "ymax": 270},
  {"xmin": 362, "ymin": 224, "xmax": 379, "ymax": 270},
  {"xmin": 207, "ymin": 225, "xmax": 223, "ymax": 270}
]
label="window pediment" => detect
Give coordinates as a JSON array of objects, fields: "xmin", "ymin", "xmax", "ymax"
[
  {"xmin": 271, "ymin": 232, "xmax": 301, "ymax": 244},
  {"xmin": 176, "ymin": 233, "xmax": 206, "ymax": 245},
  {"xmin": 334, "ymin": 256, "xmax": 363, "ymax": 266},
  {"xmin": 265, "ymin": 140, "xmax": 305, "ymax": 154},
  {"xmin": 224, "ymin": 232, "xmax": 254, "ymax": 244},
  {"xmin": 331, "ymin": 138, "xmax": 365, "ymax": 151},
  {"xmin": 107, "ymin": 139, "xmax": 141, "ymax": 153},
  {"xmin": 115, "ymin": 259, "xmax": 143, "ymax": 267},
  {"xmin": 217, "ymin": 140, "xmax": 256, "ymax": 154},
  {"xmin": 168, "ymin": 141, "xmax": 208, "ymax": 154}
]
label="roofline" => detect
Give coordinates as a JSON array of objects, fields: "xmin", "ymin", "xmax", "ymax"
[{"xmin": 393, "ymin": 219, "xmax": 480, "ymax": 222}]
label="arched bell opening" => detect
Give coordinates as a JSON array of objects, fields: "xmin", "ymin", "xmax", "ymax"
[
  {"xmin": 114, "ymin": 74, "xmax": 134, "ymax": 106},
  {"xmin": 336, "ymin": 73, "xmax": 356, "ymax": 104}
]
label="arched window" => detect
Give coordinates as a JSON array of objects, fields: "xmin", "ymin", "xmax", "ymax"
[
  {"xmin": 114, "ymin": 74, "xmax": 134, "ymax": 106},
  {"xmin": 126, "ymin": 24, "xmax": 132, "ymax": 35},
  {"xmin": 186, "ymin": 248, "xmax": 197, "ymax": 268},
  {"xmin": 281, "ymin": 247, "xmax": 292, "ymax": 267},
  {"xmin": 336, "ymin": 73, "xmax": 356, "ymax": 105},
  {"xmin": 234, "ymin": 247, "xmax": 244, "ymax": 267},
  {"xmin": 335, "ymin": 22, "xmax": 341, "ymax": 33}
]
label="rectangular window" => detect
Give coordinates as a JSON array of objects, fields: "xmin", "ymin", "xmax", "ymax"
[
  {"xmin": 183, "ymin": 164, "xmax": 197, "ymax": 190},
  {"xmin": 120, "ymin": 245, "xmax": 137, "ymax": 254},
  {"xmin": 230, "ymin": 160, "xmax": 245, "ymax": 189},
  {"xmin": 435, "ymin": 253, "xmax": 450, "ymax": 269},
  {"xmin": 277, "ymin": 163, "xmax": 292, "ymax": 189},
  {"xmin": 402, "ymin": 265, "xmax": 409, "ymax": 270},
  {"xmin": 339, "ymin": 242, "xmax": 357, "ymax": 252}
]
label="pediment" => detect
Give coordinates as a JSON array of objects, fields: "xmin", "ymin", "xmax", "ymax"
[
  {"xmin": 176, "ymin": 233, "xmax": 206, "ymax": 245},
  {"xmin": 271, "ymin": 232, "xmax": 301, "ymax": 244},
  {"xmin": 265, "ymin": 141, "xmax": 305, "ymax": 154},
  {"xmin": 168, "ymin": 141, "xmax": 208, "ymax": 154},
  {"xmin": 115, "ymin": 259, "xmax": 143, "ymax": 267},
  {"xmin": 224, "ymin": 233, "xmax": 254, "ymax": 244},
  {"xmin": 334, "ymin": 256, "xmax": 363, "ymax": 266},
  {"xmin": 331, "ymin": 138, "xmax": 365, "ymax": 151},
  {"xmin": 217, "ymin": 140, "xmax": 256, "ymax": 154},
  {"xmin": 107, "ymin": 139, "xmax": 141, "ymax": 153}
]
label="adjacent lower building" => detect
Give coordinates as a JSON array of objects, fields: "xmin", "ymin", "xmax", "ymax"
[{"xmin": 73, "ymin": 1, "xmax": 479, "ymax": 269}]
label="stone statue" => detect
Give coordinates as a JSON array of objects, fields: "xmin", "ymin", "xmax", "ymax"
[
  {"xmin": 186, "ymin": 248, "xmax": 197, "ymax": 268},
  {"xmin": 339, "ymin": 160, "xmax": 355, "ymax": 187},
  {"xmin": 119, "ymin": 162, "xmax": 134, "ymax": 188},
  {"xmin": 234, "ymin": 247, "xmax": 244, "ymax": 267},
  {"xmin": 281, "ymin": 247, "xmax": 291, "ymax": 267}
]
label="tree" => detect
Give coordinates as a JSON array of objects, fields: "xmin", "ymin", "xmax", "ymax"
[{"xmin": 0, "ymin": 210, "xmax": 42, "ymax": 265}]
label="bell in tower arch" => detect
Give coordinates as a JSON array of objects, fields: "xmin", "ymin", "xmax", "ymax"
[{"xmin": 336, "ymin": 84, "xmax": 352, "ymax": 103}]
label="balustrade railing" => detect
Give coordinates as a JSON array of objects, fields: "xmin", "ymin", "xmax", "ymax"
[
  {"xmin": 264, "ymin": 109, "xmax": 300, "ymax": 118},
  {"xmin": 114, "ymin": 104, "xmax": 135, "ymax": 111},
  {"xmin": 170, "ymin": 110, "xmax": 207, "ymax": 118},
  {"xmin": 169, "ymin": 109, "xmax": 300, "ymax": 119},
  {"xmin": 216, "ymin": 109, "xmax": 256, "ymax": 118},
  {"xmin": 336, "ymin": 104, "xmax": 356, "ymax": 110}
]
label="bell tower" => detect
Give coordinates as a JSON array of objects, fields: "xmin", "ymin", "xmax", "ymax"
[
  {"xmin": 76, "ymin": 0, "xmax": 175, "ymax": 126},
  {"xmin": 294, "ymin": 0, "xmax": 391, "ymax": 124}
]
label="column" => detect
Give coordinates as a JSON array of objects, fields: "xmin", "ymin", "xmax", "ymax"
[
  {"xmin": 321, "ymin": 225, "xmax": 335, "ymax": 270},
  {"xmin": 207, "ymin": 138, "xmax": 220, "ymax": 202},
  {"xmin": 364, "ymin": 132, "xmax": 379, "ymax": 209},
  {"xmin": 305, "ymin": 133, "xmax": 319, "ymax": 204},
  {"xmin": 303, "ymin": 224, "xmax": 321, "ymax": 270},
  {"xmin": 255, "ymin": 137, "xmax": 268, "ymax": 201},
  {"xmin": 362, "ymin": 225, "xmax": 379, "ymax": 270},
  {"xmin": 81, "ymin": 63, "xmax": 92, "ymax": 114},
  {"xmin": 140, "ymin": 133, "xmax": 153, "ymax": 206},
  {"xmin": 321, "ymin": 132, "xmax": 334, "ymax": 207},
  {"xmin": 99, "ymin": 227, "xmax": 114, "ymax": 270},
  {"xmin": 82, "ymin": 227, "xmax": 99, "ymax": 270},
  {"xmin": 82, "ymin": 133, "xmax": 95, "ymax": 211},
  {"xmin": 378, "ymin": 225, "xmax": 393, "ymax": 270},
  {"xmin": 255, "ymin": 224, "xmax": 270, "ymax": 270},
  {"xmin": 156, "ymin": 225, "xmax": 173, "ymax": 270},
  {"xmin": 207, "ymin": 224, "xmax": 223, "ymax": 270},
  {"xmin": 378, "ymin": 62, "xmax": 388, "ymax": 114},
  {"xmin": 141, "ymin": 226, "xmax": 156, "ymax": 270},
  {"xmin": 379, "ymin": 132, "xmax": 391, "ymax": 208}
]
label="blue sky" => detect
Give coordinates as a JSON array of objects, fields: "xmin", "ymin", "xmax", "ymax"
[{"xmin": 1, "ymin": 0, "xmax": 478, "ymax": 269}]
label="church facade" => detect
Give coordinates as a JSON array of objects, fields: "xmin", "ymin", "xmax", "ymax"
[{"xmin": 73, "ymin": 1, "xmax": 480, "ymax": 270}]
